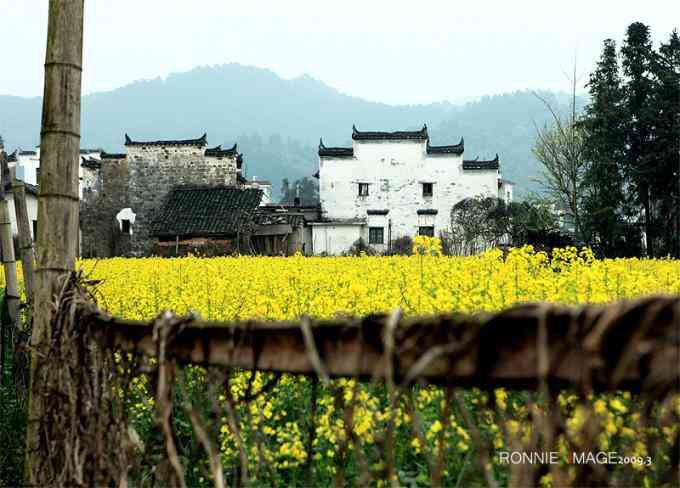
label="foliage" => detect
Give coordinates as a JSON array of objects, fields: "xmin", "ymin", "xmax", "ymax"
[
  {"xmin": 449, "ymin": 196, "xmax": 571, "ymax": 254},
  {"xmin": 581, "ymin": 23, "xmax": 680, "ymax": 257},
  {"xmin": 343, "ymin": 237, "xmax": 377, "ymax": 256},
  {"xmin": 389, "ymin": 236, "xmax": 413, "ymax": 256}
]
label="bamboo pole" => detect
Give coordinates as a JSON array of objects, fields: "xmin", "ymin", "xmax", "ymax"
[
  {"xmin": 12, "ymin": 181, "xmax": 35, "ymax": 311},
  {"xmin": 25, "ymin": 0, "xmax": 84, "ymax": 482},
  {"xmin": 0, "ymin": 152, "xmax": 20, "ymax": 325}
]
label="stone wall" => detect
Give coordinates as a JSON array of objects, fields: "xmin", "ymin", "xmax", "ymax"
[
  {"xmin": 80, "ymin": 157, "xmax": 130, "ymax": 258},
  {"xmin": 80, "ymin": 144, "xmax": 240, "ymax": 257}
]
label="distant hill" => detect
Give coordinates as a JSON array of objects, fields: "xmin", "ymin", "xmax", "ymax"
[{"xmin": 0, "ymin": 63, "xmax": 585, "ymax": 197}]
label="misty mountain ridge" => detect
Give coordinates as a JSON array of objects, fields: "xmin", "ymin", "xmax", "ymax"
[{"xmin": 0, "ymin": 62, "xmax": 585, "ymax": 197}]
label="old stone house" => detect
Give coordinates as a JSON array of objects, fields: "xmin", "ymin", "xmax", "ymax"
[
  {"xmin": 80, "ymin": 133, "xmax": 271, "ymax": 257},
  {"xmin": 312, "ymin": 125, "xmax": 514, "ymax": 255},
  {"xmin": 151, "ymin": 185, "xmax": 263, "ymax": 256}
]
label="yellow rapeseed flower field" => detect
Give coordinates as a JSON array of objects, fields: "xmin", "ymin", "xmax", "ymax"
[{"xmin": 77, "ymin": 244, "xmax": 680, "ymax": 323}]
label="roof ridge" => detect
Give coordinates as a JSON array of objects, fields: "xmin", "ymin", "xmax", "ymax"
[{"xmin": 124, "ymin": 133, "xmax": 208, "ymax": 147}]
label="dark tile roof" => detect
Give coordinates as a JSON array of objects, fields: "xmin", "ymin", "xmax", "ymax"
[
  {"xmin": 19, "ymin": 150, "xmax": 37, "ymax": 156},
  {"xmin": 367, "ymin": 209, "xmax": 389, "ymax": 215},
  {"xmin": 100, "ymin": 151, "xmax": 127, "ymax": 159},
  {"xmin": 23, "ymin": 181, "xmax": 39, "ymax": 196},
  {"xmin": 80, "ymin": 148, "xmax": 102, "ymax": 154},
  {"xmin": 253, "ymin": 209, "xmax": 305, "ymax": 227},
  {"xmin": 6, "ymin": 151, "xmax": 17, "ymax": 163},
  {"xmin": 318, "ymin": 139, "xmax": 353, "ymax": 158},
  {"xmin": 80, "ymin": 156, "xmax": 101, "ymax": 170},
  {"xmin": 124, "ymin": 133, "xmax": 208, "ymax": 147},
  {"xmin": 205, "ymin": 143, "xmax": 238, "ymax": 157},
  {"xmin": 151, "ymin": 185, "xmax": 263, "ymax": 238},
  {"xmin": 427, "ymin": 137, "xmax": 464, "ymax": 155},
  {"xmin": 417, "ymin": 209, "xmax": 438, "ymax": 215},
  {"xmin": 312, "ymin": 170, "xmax": 319, "ymax": 179},
  {"xmin": 352, "ymin": 124, "xmax": 429, "ymax": 141},
  {"xmin": 462, "ymin": 154, "xmax": 499, "ymax": 170}
]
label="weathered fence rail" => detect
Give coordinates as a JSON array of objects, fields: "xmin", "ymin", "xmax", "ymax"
[{"xmin": 84, "ymin": 293, "xmax": 680, "ymax": 393}]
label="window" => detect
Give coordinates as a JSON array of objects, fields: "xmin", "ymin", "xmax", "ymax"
[
  {"xmin": 422, "ymin": 182, "xmax": 433, "ymax": 197},
  {"xmin": 369, "ymin": 227, "xmax": 384, "ymax": 245},
  {"xmin": 32, "ymin": 220, "xmax": 37, "ymax": 239},
  {"xmin": 121, "ymin": 219, "xmax": 131, "ymax": 234},
  {"xmin": 36, "ymin": 168, "xmax": 41, "ymax": 185},
  {"xmin": 418, "ymin": 226, "xmax": 435, "ymax": 237},
  {"xmin": 358, "ymin": 183, "xmax": 369, "ymax": 197}
]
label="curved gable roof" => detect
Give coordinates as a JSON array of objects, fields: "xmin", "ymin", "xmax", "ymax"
[
  {"xmin": 124, "ymin": 133, "xmax": 208, "ymax": 147},
  {"xmin": 351, "ymin": 124, "xmax": 429, "ymax": 141},
  {"xmin": 462, "ymin": 154, "xmax": 500, "ymax": 170}
]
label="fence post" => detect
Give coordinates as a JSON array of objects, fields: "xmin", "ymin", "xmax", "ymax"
[
  {"xmin": 0, "ymin": 153, "xmax": 20, "ymax": 325},
  {"xmin": 12, "ymin": 180, "xmax": 35, "ymax": 311},
  {"xmin": 25, "ymin": 0, "xmax": 84, "ymax": 482}
]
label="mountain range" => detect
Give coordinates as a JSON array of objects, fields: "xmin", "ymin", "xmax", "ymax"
[{"xmin": 0, "ymin": 63, "xmax": 586, "ymax": 198}]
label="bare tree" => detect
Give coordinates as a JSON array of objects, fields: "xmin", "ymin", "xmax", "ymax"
[{"xmin": 532, "ymin": 64, "xmax": 587, "ymax": 242}]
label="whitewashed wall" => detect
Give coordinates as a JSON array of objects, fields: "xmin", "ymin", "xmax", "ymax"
[
  {"xmin": 311, "ymin": 223, "xmax": 365, "ymax": 255},
  {"xmin": 3, "ymin": 191, "xmax": 38, "ymax": 238},
  {"xmin": 318, "ymin": 139, "xmax": 500, "ymax": 244}
]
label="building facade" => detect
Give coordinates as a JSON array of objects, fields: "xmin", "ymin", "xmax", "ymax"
[
  {"xmin": 81, "ymin": 133, "xmax": 271, "ymax": 257},
  {"xmin": 312, "ymin": 125, "xmax": 514, "ymax": 255}
]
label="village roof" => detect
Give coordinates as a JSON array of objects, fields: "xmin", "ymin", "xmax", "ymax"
[
  {"xmin": 426, "ymin": 137, "xmax": 464, "ymax": 155},
  {"xmin": 318, "ymin": 139, "xmax": 354, "ymax": 158},
  {"xmin": 100, "ymin": 151, "xmax": 127, "ymax": 159},
  {"xmin": 80, "ymin": 148, "xmax": 102, "ymax": 154},
  {"xmin": 417, "ymin": 209, "xmax": 439, "ymax": 215},
  {"xmin": 19, "ymin": 150, "xmax": 37, "ymax": 156},
  {"xmin": 6, "ymin": 151, "xmax": 17, "ymax": 163},
  {"xmin": 205, "ymin": 143, "xmax": 238, "ymax": 158},
  {"xmin": 253, "ymin": 209, "xmax": 306, "ymax": 228},
  {"xmin": 352, "ymin": 125, "xmax": 428, "ymax": 141},
  {"xmin": 462, "ymin": 154, "xmax": 500, "ymax": 170},
  {"xmin": 80, "ymin": 156, "xmax": 101, "ymax": 170},
  {"xmin": 124, "ymin": 133, "xmax": 208, "ymax": 147},
  {"xmin": 367, "ymin": 209, "xmax": 389, "ymax": 215},
  {"xmin": 151, "ymin": 185, "xmax": 263, "ymax": 239},
  {"xmin": 23, "ymin": 181, "xmax": 39, "ymax": 196}
]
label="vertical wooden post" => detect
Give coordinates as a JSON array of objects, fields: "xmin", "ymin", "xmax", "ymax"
[
  {"xmin": 12, "ymin": 181, "xmax": 35, "ymax": 310},
  {"xmin": 25, "ymin": 0, "xmax": 84, "ymax": 482},
  {"xmin": 0, "ymin": 153, "xmax": 20, "ymax": 325}
]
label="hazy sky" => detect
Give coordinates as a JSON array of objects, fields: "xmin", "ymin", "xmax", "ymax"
[{"xmin": 2, "ymin": 0, "xmax": 678, "ymax": 105}]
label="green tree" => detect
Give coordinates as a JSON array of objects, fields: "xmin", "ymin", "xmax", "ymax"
[
  {"xmin": 621, "ymin": 22, "xmax": 658, "ymax": 256},
  {"xmin": 650, "ymin": 30, "xmax": 680, "ymax": 256},
  {"xmin": 580, "ymin": 39, "xmax": 632, "ymax": 256}
]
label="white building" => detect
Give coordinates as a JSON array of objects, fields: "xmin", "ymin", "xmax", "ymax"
[
  {"xmin": 312, "ymin": 125, "xmax": 514, "ymax": 255},
  {"xmin": 13, "ymin": 146, "xmax": 103, "ymax": 198}
]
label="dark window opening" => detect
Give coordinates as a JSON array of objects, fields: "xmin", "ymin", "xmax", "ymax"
[
  {"xmin": 369, "ymin": 227, "xmax": 384, "ymax": 245},
  {"xmin": 36, "ymin": 168, "xmax": 41, "ymax": 185},
  {"xmin": 32, "ymin": 220, "xmax": 37, "ymax": 239},
  {"xmin": 418, "ymin": 226, "xmax": 435, "ymax": 237},
  {"xmin": 121, "ymin": 219, "xmax": 131, "ymax": 234},
  {"xmin": 358, "ymin": 183, "xmax": 369, "ymax": 197},
  {"xmin": 422, "ymin": 182, "xmax": 433, "ymax": 197}
]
